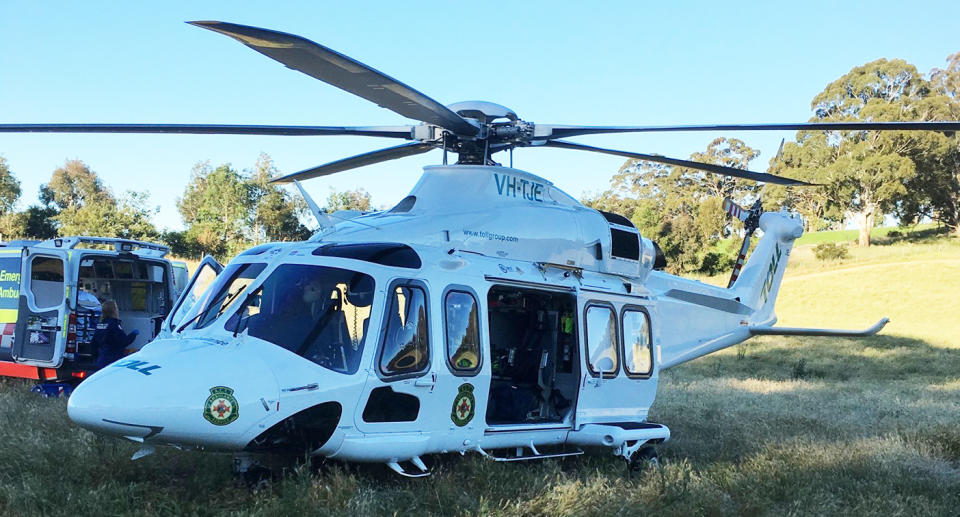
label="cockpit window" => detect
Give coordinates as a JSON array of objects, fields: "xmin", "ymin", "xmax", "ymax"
[
  {"xmin": 193, "ymin": 263, "xmax": 266, "ymax": 330},
  {"xmin": 378, "ymin": 285, "xmax": 429, "ymax": 377},
  {"xmin": 226, "ymin": 264, "xmax": 374, "ymax": 374}
]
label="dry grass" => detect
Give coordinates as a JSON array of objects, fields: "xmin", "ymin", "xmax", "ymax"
[{"xmin": 1, "ymin": 237, "xmax": 959, "ymax": 516}]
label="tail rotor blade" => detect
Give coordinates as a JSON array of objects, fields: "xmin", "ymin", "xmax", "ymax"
[{"xmin": 723, "ymin": 198, "xmax": 750, "ymax": 222}]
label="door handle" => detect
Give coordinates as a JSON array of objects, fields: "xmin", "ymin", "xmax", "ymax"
[
  {"xmin": 414, "ymin": 372, "xmax": 437, "ymax": 391},
  {"xmin": 282, "ymin": 383, "xmax": 318, "ymax": 392}
]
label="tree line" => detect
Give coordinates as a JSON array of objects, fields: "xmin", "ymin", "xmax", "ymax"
[
  {"xmin": 0, "ymin": 152, "xmax": 371, "ymax": 262},
  {"xmin": 586, "ymin": 52, "xmax": 960, "ymax": 274}
]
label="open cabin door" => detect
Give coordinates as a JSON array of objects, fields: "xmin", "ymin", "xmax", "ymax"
[
  {"xmin": 159, "ymin": 255, "xmax": 222, "ymax": 336},
  {"xmin": 12, "ymin": 249, "xmax": 69, "ymax": 367},
  {"xmin": 0, "ymin": 249, "xmax": 24, "ymax": 363}
]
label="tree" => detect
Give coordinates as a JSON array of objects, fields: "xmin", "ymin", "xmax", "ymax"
[
  {"xmin": 247, "ymin": 153, "xmax": 310, "ymax": 243},
  {"xmin": 771, "ymin": 59, "xmax": 947, "ymax": 246},
  {"xmin": 37, "ymin": 160, "xmax": 158, "ymax": 240},
  {"xmin": 898, "ymin": 52, "xmax": 960, "ymax": 236},
  {"xmin": 177, "ymin": 161, "xmax": 252, "ymax": 259},
  {"xmin": 57, "ymin": 190, "xmax": 159, "ymax": 241},
  {"xmin": 326, "ymin": 188, "xmax": 372, "ymax": 212},
  {"xmin": 584, "ymin": 138, "xmax": 760, "ymax": 274},
  {"xmin": 41, "ymin": 159, "xmax": 111, "ymax": 210},
  {"xmin": 0, "ymin": 157, "xmax": 24, "ymax": 240},
  {"xmin": 764, "ymin": 137, "xmax": 846, "ymax": 231},
  {"xmin": 0, "ymin": 157, "xmax": 21, "ymax": 216}
]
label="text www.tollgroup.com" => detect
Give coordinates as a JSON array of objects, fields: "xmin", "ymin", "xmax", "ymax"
[{"xmin": 463, "ymin": 229, "xmax": 519, "ymax": 243}]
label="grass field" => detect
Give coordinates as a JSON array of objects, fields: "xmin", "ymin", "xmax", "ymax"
[{"xmin": 2, "ymin": 235, "xmax": 959, "ymax": 516}]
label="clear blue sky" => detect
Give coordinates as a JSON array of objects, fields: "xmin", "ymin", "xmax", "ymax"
[{"xmin": 2, "ymin": 1, "xmax": 959, "ymax": 230}]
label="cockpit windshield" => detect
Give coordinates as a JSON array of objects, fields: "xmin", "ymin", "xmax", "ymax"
[
  {"xmin": 185, "ymin": 262, "xmax": 266, "ymax": 331},
  {"xmin": 225, "ymin": 264, "xmax": 375, "ymax": 374}
]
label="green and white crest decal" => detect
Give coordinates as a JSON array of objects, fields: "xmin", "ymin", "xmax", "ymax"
[
  {"xmin": 451, "ymin": 383, "xmax": 475, "ymax": 427},
  {"xmin": 203, "ymin": 386, "xmax": 239, "ymax": 426}
]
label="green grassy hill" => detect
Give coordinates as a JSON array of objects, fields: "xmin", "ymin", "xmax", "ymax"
[{"xmin": 1, "ymin": 236, "xmax": 958, "ymax": 516}]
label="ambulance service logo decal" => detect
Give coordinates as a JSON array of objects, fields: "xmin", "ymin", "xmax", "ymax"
[
  {"xmin": 203, "ymin": 386, "xmax": 239, "ymax": 426},
  {"xmin": 451, "ymin": 383, "xmax": 475, "ymax": 427}
]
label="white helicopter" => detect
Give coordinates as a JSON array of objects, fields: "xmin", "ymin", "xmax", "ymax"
[{"xmin": 3, "ymin": 21, "xmax": 957, "ymax": 479}]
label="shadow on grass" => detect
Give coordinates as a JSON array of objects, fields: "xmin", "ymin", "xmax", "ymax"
[
  {"xmin": 677, "ymin": 334, "xmax": 960, "ymax": 382},
  {"xmin": 871, "ymin": 225, "xmax": 954, "ymax": 246},
  {"xmin": 652, "ymin": 333, "xmax": 960, "ymax": 469}
]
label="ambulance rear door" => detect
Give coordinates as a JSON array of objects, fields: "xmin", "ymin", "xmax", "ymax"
[
  {"xmin": 12, "ymin": 248, "xmax": 70, "ymax": 367},
  {"xmin": 0, "ymin": 248, "xmax": 23, "ymax": 363}
]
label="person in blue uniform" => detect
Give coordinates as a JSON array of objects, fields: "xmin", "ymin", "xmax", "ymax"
[{"xmin": 93, "ymin": 300, "xmax": 139, "ymax": 368}]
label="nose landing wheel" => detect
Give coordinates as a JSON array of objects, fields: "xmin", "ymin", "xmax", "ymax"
[{"xmin": 232, "ymin": 454, "xmax": 274, "ymax": 489}]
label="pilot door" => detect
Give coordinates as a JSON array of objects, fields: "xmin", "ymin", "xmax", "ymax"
[
  {"xmin": 13, "ymin": 250, "xmax": 69, "ymax": 367},
  {"xmin": 159, "ymin": 255, "xmax": 222, "ymax": 335},
  {"xmin": 355, "ymin": 280, "xmax": 442, "ymax": 436}
]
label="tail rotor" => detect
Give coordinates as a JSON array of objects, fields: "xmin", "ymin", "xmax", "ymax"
[{"xmin": 724, "ymin": 197, "xmax": 763, "ymax": 288}]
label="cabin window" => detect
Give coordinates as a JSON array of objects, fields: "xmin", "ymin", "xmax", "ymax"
[
  {"xmin": 445, "ymin": 290, "xmax": 480, "ymax": 374},
  {"xmin": 379, "ymin": 284, "xmax": 429, "ymax": 377},
  {"xmin": 30, "ymin": 256, "xmax": 64, "ymax": 308},
  {"xmin": 226, "ymin": 264, "xmax": 374, "ymax": 374},
  {"xmin": 622, "ymin": 308, "xmax": 652, "ymax": 376},
  {"xmin": 585, "ymin": 304, "xmax": 618, "ymax": 376}
]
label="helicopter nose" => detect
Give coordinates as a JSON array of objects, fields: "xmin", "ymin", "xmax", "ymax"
[{"xmin": 68, "ymin": 339, "xmax": 281, "ymax": 449}]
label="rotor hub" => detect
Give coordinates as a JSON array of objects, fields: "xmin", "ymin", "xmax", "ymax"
[{"xmin": 446, "ymin": 101, "xmax": 518, "ymax": 124}]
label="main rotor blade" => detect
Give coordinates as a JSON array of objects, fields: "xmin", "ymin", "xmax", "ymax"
[
  {"xmin": 189, "ymin": 21, "xmax": 479, "ymax": 137},
  {"xmin": 0, "ymin": 123, "xmax": 414, "ymax": 138},
  {"xmin": 270, "ymin": 142, "xmax": 436, "ymax": 184},
  {"xmin": 543, "ymin": 140, "xmax": 814, "ymax": 186},
  {"xmin": 537, "ymin": 121, "xmax": 960, "ymax": 139}
]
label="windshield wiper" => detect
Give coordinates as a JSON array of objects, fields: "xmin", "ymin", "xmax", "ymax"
[
  {"xmin": 177, "ymin": 284, "xmax": 248, "ymax": 333},
  {"xmin": 231, "ymin": 288, "xmax": 262, "ymax": 337}
]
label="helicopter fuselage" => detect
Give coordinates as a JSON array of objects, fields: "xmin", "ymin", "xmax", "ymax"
[{"xmin": 67, "ymin": 164, "xmax": 803, "ymax": 474}]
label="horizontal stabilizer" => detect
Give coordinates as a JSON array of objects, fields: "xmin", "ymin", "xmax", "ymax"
[{"xmin": 749, "ymin": 318, "xmax": 889, "ymax": 337}]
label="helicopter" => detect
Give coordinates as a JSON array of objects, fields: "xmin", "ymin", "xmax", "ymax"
[{"xmin": 3, "ymin": 21, "xmax": 958, "ymax": 479}]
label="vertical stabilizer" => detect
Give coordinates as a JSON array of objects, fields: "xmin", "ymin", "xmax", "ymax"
[{"xmin": 730, "ymin": 211, "xmax": 803, "ymax": 325}]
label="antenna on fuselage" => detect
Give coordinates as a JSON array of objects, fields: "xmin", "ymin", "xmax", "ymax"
[{"xmin": 293, "ymin": 180, "xmax": 334, "ymax": 230}]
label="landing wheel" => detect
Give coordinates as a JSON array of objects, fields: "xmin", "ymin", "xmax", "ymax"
[
  {"xmin": 241, "ymin": 465, "xmax": 273, "ymax": 490},
  {"xmin": 628, "ymin": 446, "xmax": 659, "ymax": 472},
  {"xmin": 233, "ymin": 454, "xmax": 274, "ymax": 490}
]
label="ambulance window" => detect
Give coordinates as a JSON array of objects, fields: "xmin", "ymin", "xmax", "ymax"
[
  {"xmin": 622, "ymin": 309, "xmax": 652, "ymax": 376},
  {"xmin": 147, "ymin": 264, "xmax": 164, "ymax": 283},
  {"xmin": 30, "ymin": 256, "xmax": 64, "ymax": 308},
  {"xmin": 585, "ymin": 304, "xmax": 618, "ymax": 377},
  {"xmin": 445, "ymin": 290, "xmax": 480, "ymax": 374},
  {"xmin": 115, "ymin": 261, "xmax": 134, "ymax": 279},
  {"xmin": 379, "ymin": 285, "xmax": 429, "ymax": 377},
  {"xmin": 94, "ymin": 259, "xmax": 114, "ymax": 278}
]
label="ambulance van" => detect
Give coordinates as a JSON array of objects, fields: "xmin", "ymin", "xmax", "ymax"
[{"xmin": 0, "ymin": 236, "xmax": 178, "ymax": 382}]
